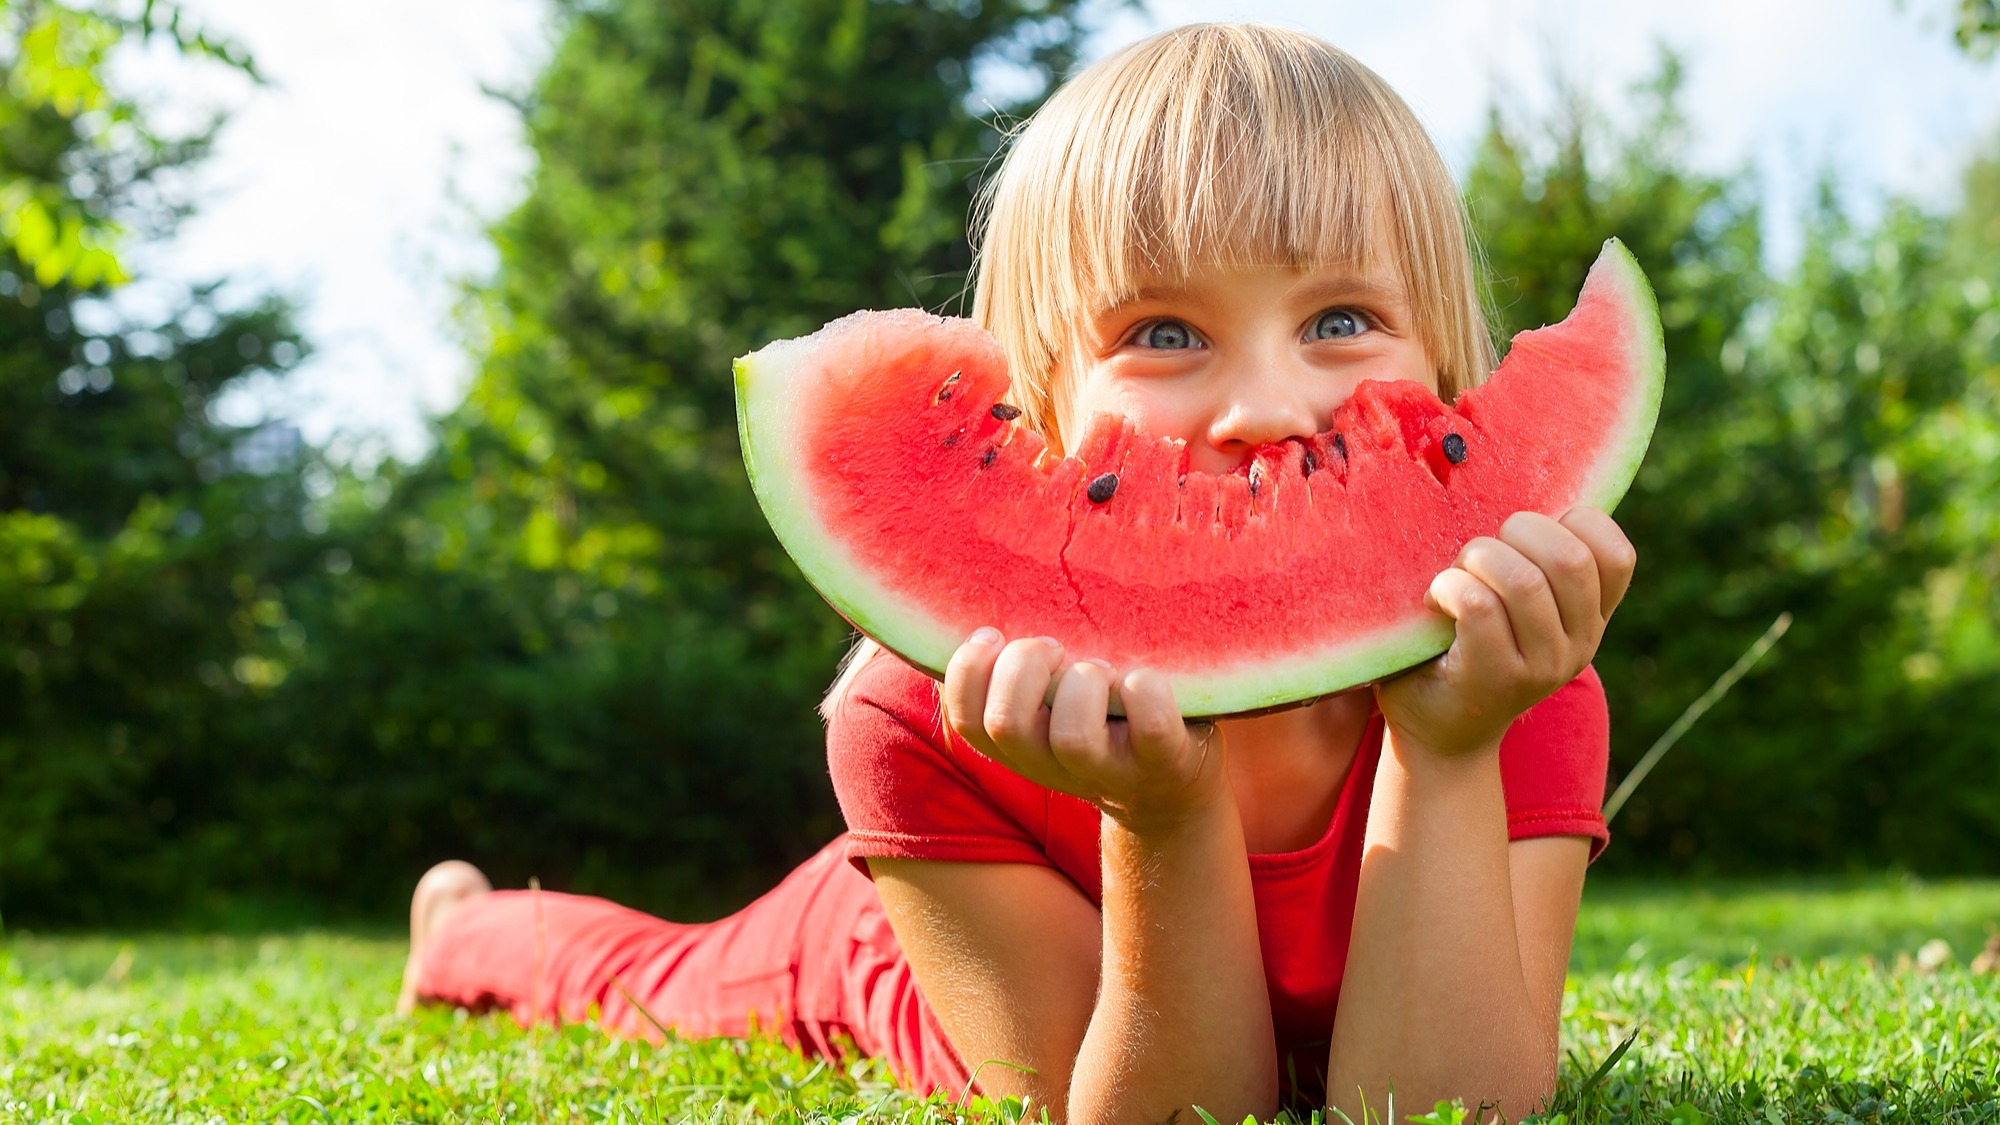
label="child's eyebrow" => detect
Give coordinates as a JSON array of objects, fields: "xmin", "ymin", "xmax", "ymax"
[
  {"xmin": 1286, "ymin": 275, "xmax": 1409, "ymax": 311},
  {"xmin": 1116, "ymin": 275, "xmax": 1409, "ymax": 309}
]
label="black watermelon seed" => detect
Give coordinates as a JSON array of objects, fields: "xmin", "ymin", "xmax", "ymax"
[
  {"xmin": 1248, "ymin": 463, "xmax": 1264, "ymax": 498},
  {"xmin": 989, "ymin": 402, "xmax": 1022, "ymax": 421},
  {"xmin": 936, "ymin": 371, "xmax": 961, "ymax": 402},
  {"xmin": 1333, "ymin": 433, "xmax": 1347, "ymax": 459},
  {"xmin": 980, "ymin": 447, "xmax": 997, "ymax": 468},
  {"xmin": 1086, "ymin": 472, "xmax": 1119, "ymax": 504},
  {"xmin": 1177, "ymin": 475, "xmax": 1187, "ymax": 489},
  {"xmin": 1302, "ymin": 448, "xmax": 1320, "ymax": 478},
  {"xmin": 941, "ymin": 431, "xmax": 961, "ymax": 448},
  {"xmin": 1442, "ymin": 432, "xmax": 1468, "ymax": 464}
]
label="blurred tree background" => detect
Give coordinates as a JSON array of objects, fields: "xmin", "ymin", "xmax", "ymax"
[
  {"xmin": 2, "ymin": 0, "xmax": 1996, "ymax": 925},
  {"xmin": 251, "ymin": 0, "xmax": 1098, "ymax": 920},
  {"xmin": 1, "ymin": 0, "xmax": 314, "ymax": 921},
  {"xmin": 3, "ymin": 0, "xmax": 1099, "ymax": 923},
  {"xmin": 1469, "ymin": 55, "xmax": 2000, "ymax": 872}
]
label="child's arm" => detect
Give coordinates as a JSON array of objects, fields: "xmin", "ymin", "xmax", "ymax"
[
  {"xmin": 866, "ymin": 856, "xmax": 1102, "ymax": 1112},
  {"xmin": 1328, "ymin": 507, "xmax": 1635, "ymax": 1121},
  {"xmin": 869, "ymin": 640, "xmax": 1277, "ymax": 1125}
]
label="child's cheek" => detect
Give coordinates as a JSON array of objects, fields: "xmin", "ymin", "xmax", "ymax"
[{"xmin": 1092, "ymin": 386, "xmax": 1193, "ymax": 451}]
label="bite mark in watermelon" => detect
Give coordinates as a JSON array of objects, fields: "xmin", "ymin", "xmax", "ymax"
[{"xmin": 735, "ymin": 239, "xmax": 1663, "ymax": 717}]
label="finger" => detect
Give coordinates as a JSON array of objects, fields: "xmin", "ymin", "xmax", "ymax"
[
  {"xmin": 986, "ymin": 636, "xmax": 1063, "ymax": 752},
  {"xmin": 1120, "ymin": 668, "xmax": 1202, "ymax": 779},
  {"xmin": 1561, "ymin": 507, "xmax": 1638, "ymax": 619},
  {"xmin": 943, "ymin": 627, "xmax": 1005, "ymax": 755},
  {"xmin": 1459, "ymin": 535, "xmax": 1569, "ymax": 668},
  {"xmin": 984, "ymin": 637, "xmax": 1089, "ymax": 793},
  {"xmin": 1427, "ymin": 563, "xmax": 1522, "ymax": 670},
  {"xmin": 1047, "ymin": 660, "xmax": 1115, "ymax": 777},
  {"xmin": 1499, "ymin": 511, "xmax": 1602, "ymax": 642}
]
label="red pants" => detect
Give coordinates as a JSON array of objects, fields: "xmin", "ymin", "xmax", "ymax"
[{"xmin": 412, "ymin": 837, "xmax": 968, "ymax": 1094}]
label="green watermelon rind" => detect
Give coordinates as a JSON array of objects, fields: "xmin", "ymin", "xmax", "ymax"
[
  {"xmin": 735, "ymin": 319, "xmax": 968, "ymax": 682},
  {"xmin": 735, "ymin": 239, "xmax": 1663, "ymax": 718},
  {"xmin": 1570, "ymin": 239, "xmax": 1666, "ymax": 517}
]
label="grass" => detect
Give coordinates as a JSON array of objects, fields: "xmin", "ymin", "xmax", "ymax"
[{"xmin": 2, "ymin": 877, "xmax": 1997, "ymax": 1123}]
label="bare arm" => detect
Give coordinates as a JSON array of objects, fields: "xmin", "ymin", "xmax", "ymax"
[
  {"xmin": 1074, "ymin": 788, "xmax": 1274, "ymax": 1125},
  {"xmin": 1330, "ymin": 508, "xmax": 1632, "ymax": 1119},
  {"xmin": 1328, "ymin": 745, "xmax": 1588, "ymax": 1118},
  {"xmin": 867, "ymin": 858, "xmax": 1101, "ymax": 1112},
  {"xmin": 870, "ymin": 797, "xmax": 1274, "ymax": 1125},
  {"xmin": 876, "ymin": 635, "xmax": 1277, "ymax": 1125}
]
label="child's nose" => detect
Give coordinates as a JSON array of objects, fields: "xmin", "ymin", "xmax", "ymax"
[{"xmin": 1204, "ymin": 358, "xmax": 1325, "ymax": 461}]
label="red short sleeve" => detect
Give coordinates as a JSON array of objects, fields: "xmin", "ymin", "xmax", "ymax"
[
  {"xmin": 825, "ymin": 650, "xmax": 1059, "ymax": 875},
  {"xmin": 1498, "ymin": 666, "xmax": 1612, "ymax": 861}
]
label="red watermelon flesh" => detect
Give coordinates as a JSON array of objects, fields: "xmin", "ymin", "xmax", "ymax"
[{"xmin": 735, "ymin": 239, "xmax": 1662, "ymax": 717}]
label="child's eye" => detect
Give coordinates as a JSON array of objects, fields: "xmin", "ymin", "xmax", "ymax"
[
  {"xmin": 1308, "ymin": 308, "xmax": 1372, "ymax": 341},
  {"xmin": 1131, "ymin": 320, "xmax": 1201, "ymax": 350}
]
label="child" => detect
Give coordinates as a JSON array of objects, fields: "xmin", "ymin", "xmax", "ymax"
[{"xmin": 400, "ymin": 23, "xmax": 1632, "ymax": 1123}]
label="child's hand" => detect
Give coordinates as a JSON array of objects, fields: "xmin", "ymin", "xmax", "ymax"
[
  {"xmin": 943, "ymin": 633, "xmax": 1224, "ymax": 833},
  {"xmin": 1378, "ymin": 508, "xmax": 1636, "ymax": 758}
]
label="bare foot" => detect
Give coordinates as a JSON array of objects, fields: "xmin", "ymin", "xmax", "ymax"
[{"xmin": 396, "ymin": 859, "xmax": 493, "ymax": 1015}]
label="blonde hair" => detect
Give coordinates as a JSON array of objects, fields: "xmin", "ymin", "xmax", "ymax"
[
  {"xmin": 824, "ymin": 24, "xmax": 1493, "ymax": 718},
  {"xmin": 971, "ymin": 22, "xmax": 1493, "ymax": 449}
]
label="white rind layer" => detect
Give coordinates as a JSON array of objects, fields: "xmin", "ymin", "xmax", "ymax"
[
  {"xmin": 1575, "ymin": 243, "xmax": 1667, "ymax": 514},
  {"xmin": 735, "ymin": 319, "xmax": 965, "ymax": 679},
  {"xmin": 1165, "ymin": 615, "xmax": 1456, "ymax": 717}
]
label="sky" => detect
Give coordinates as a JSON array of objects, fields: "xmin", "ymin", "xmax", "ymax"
[{"xmin": 114, "ymin": 1, "xmax": 2000, "ymax": 463}]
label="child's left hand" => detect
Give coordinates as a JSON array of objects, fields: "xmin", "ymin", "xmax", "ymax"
[{"xmin": 1377, "ymin": 507, "xmax": 1635, "ymax": 758}]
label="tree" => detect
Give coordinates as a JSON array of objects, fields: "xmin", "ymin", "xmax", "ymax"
[
  {"xmin": 258, "ymin": 0, "xmax": 1106, "ymax": 915},
  {"xmin": 0, "ymin": 0, "xmax": 310, "ymax": 922},
  {"xmin": 1957, "ymin": 0, "xmax": 1999, "ymax": 54},
  {"xmin": 1469, "ymin": 58, "xmax": 2000, "ymax": 871}
]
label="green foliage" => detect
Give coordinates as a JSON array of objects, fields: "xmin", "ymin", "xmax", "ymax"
[
  {"xmin": 0, "ymin": 0, "xmax": 255, "ymax": 288},
  {"xmin": 1959, "ymin": 0, "xmax": 2000, "ymax": 55},
  {"xmin": 0, "ymin": 2, "xmax": 312, "ymax": 922},
  {"xmin": 245, "ymin": 0, "xmax": 1105, "ymax": 918},
  {"xmin": 4, "ymin": 879, "xmax": 1999, "ymax": 1121},
  {"xmin": 1470, "ymin": 57, "xmax": 2000, "ymax": 872},
  {"xmin": 2, "ymin": 1, "xmax": 130, "ymax": 288}
]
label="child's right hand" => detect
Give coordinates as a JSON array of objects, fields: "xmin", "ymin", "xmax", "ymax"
[{"xmin": 943, "ymin": 630, "xmax": 1225, "ymax": 834}]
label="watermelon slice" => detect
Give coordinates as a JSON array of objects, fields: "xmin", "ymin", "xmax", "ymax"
[{"xmin": 735, "ymin": 238, "xmax": 1663, "ymax": 717}]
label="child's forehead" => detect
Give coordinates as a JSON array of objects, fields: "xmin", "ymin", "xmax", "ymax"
[
  {"xmin": 1077, "ymin": 187, "xmax": 1415, "ymax": 307},
  {"xmin": 1087, "ymin": 252, "xmax": 1411, "ymax": 313}
]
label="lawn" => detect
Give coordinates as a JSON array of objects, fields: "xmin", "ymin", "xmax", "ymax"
[{"xmin": 3, "ymin": 877, "xmax": 1998, "ymax": 1124}]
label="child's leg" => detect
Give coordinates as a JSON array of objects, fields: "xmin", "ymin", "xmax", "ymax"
[{"xmin": 397, "ymin": 838, "xmax": 965, "ymax": 1092}]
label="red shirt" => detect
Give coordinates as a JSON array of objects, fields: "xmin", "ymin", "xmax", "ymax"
[{"xmin": 826, "ymin": 652, "xmax": 1610, "ymax": 1099}]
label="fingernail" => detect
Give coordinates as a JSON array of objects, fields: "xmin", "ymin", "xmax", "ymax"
[
  {"xmin": 1036, "ymin": 636, "xmax": 1063, "ymax": 650},
  {"xmin": 1086, "ymin": 658, "xmax": 1114, "ymax": 672},
  {"xmin": 967, "ymin": 626, "xmax": 1001, "ymax": 646}
]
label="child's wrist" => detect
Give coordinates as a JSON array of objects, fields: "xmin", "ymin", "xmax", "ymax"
[
  {"xmin": 1100, "ymin": 772, "xmax": 1234, "ymax": 843},
  {"xmin": 1382, "ymin": 720, "xmax": 1503, "ymax": 770}
]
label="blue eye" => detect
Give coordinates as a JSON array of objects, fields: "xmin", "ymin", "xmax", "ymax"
[
  {"xmin": 1309, "ymin": 309, "xmax": 1369, "ymax": 340},
  {"xmin": 1136, "ymin": 320, "xmax": 1198, "ymax": 350}
]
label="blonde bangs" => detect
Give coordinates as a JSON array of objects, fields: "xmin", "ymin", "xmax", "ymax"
[{"xmin": 972, "ymin": 24, "xmax": 1493, "ymax": 448}]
